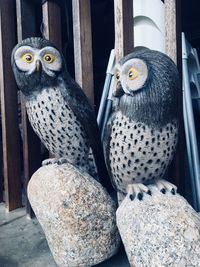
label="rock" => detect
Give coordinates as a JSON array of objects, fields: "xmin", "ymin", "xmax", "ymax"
[
  {"xmin": 116, "ymin": 186, "xmax": 200, "ymax": 267},
  {"xmin": 28, "ymin": 163, "xmax": 120, "ymax": 267}
]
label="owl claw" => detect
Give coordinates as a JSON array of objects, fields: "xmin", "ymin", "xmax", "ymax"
[
  {"xmin": 147, "ymin": 190, "xmax": 152, "ymax": 196},
  {"xmin": 137, "ymin": 193, "xmax": 143, "ymax": 201},
  {"xmin": 171, "ymin": 188, "xmax": 176, "ymax": 195},
  {"xmin": 127, "ymin": 183, "xmax": 150, "ymax": 201},
  {"xmin": 160, "ymin": 188, "xmax": 166, "ymax": 194},
  {"xmin": 155, "ymin": 179, "xmax": 177, "ymax": 195},
  {"xmin": 42, "ymin": 157, "xmax": 69, "ymax": 166}
]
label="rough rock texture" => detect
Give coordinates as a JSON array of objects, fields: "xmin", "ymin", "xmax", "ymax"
[
  {"xmin": 117, "ymin": 186, "xmax": 200, "ymax": 267},
  {"xmin": 28, "ymin": 163, "xmax": 120, "ymax": 267}
]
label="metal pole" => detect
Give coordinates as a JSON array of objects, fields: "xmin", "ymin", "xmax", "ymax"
[
  {"xmin": 182, "ymin": 32, "xmax": 200, "ymax": 211},
  {"xmin": 183, "ymin": 89, "xmax": 198, "ymax": 209},
  {"xmin": 100, "ymin": 77, "xmax": 115, "ymax": 142},
  {"xmin": 97, "ymin": 50, "xmax": 115, "ymax": 129}
]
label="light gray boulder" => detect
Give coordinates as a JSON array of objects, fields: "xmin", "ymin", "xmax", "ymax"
[
  {"xmin": 28, "ymin": 163, "xmax": 120, "ymax": 267},
  {"xmin": 117, "ymin": 186, "xmax": 200, "ymax": 267}
]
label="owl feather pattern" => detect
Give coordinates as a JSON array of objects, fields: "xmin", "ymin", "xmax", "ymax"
[
  {"xmin": 11, "ymin": 37, "xmax": 112, "ymax": 192},
  {"xmin": 103, "ymin": 48, "xmax": 181, "ymax": 200}
]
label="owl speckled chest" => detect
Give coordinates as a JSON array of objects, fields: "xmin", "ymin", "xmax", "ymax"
[
  {"xmin": 26, "ymin": 86, "xmax": 91, "ymax": 170},
  {"xmin": 108, "ymin": 111, "xmax": 178, "ymax": 193}
]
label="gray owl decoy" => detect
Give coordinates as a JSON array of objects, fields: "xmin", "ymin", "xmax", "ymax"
[
  {"xmin": 11, "ymin": 37, "xmax": 111, "ymax": 191},
  {"xmin": 103, "ymin": 48, "xmax": 180, "ymax": 201}
]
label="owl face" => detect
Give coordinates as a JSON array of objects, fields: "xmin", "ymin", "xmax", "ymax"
[
  {"xmin": 113, "ymin": 58, "xmax": 148, "ymax": 96},
  {"xmin": 14, "ymin": 45, "xmax": 62, "ymax": 77},
  {"xmin": 111, "ymin": 48, "xmax": 180, "ymax": 127},
  {"xmin": 11, "ymin": 37, "xmax": 65, "ymax": 97}
]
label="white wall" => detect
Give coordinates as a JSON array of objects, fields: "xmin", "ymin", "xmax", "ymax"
[{"xmin": 134, "ymin": 0, "xmax": 165, "ymax": 53}]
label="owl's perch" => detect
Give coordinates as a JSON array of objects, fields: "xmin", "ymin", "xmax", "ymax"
[{"xmin": 117, "ymin": 185, "xmax": 200, "ymax": 267}]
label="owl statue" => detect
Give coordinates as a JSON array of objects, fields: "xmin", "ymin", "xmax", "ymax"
[
  {"xmin": 103, "ymin": 48, "xmax": 180, "ymax": 201},
  {"xmin": 11, "ymin": 37, "xmax": 111, "ymax": 191}
]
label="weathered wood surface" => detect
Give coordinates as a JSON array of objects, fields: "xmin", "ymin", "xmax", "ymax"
[
  {"xmin": 165, "ymin": 0, "xmax": 183, "ymax": 191},
  {"xmin": 72, "ymin": 0, "xmax": 94, "ymax": 103},
  {"xmin": 16, "ymin": 0, "xmax": 42, "ymax": 218},
  {"xmin": 42, "ymin": 1, "xmax": 62, "ymax": 159},
  {"xmin": 0, "ymin": 0, "xmax": 21, "ymax": 211},
  {"xmin": 165, "ymin": 0, "xmax": 177, "ymax": 64},
  {"xmin": 42, "ymin": 1, "xmax": 62, "ymax": 51},
  {"xmin": 114, "ymin": 0, "xmax": 134, "ymax": 62}
]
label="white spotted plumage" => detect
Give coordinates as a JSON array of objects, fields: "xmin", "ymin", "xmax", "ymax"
[
  {"xmin": 104, "ymin": 48, "xmax": 180, "ymax": 199},
  {"xmin": 11, "ymin": 37, "xmax": 112, "ymax": 191},
  {"xmin": 26, "ymin": 86, "xmax": 96, "ymax": 175},
  {"xmin": 108, "ymin": 110, "xmax": 178, "ymax": 193}
]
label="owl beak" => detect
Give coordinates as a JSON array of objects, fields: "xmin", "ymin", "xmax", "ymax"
[
  {"xmin": 35, "ymin": 60, "xmax": 42, "ymax": 72},
  {"xmin": 113, "ymin": 81, "xmax": 124, "ymax": 97}
]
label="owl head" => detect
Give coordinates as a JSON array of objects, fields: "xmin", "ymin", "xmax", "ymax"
[
  {"xmin": 113, "ymin": 48, "xmax": 180, "ymax": 127},
  {"xmin": 11, "ymin": 37, "xmax": 65, "ymax": 96}
]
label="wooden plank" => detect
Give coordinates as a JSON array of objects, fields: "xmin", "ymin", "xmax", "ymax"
[
  {"xmin": 114, "ymin": 0, "xmax": 134, "ymax": 62},
  {"xmin": 16, "ymin": 0, "xmax": 42, "ymax": 218},
  {"xmin": 0, "ymin": 0, "xmax": 21, "ymax": 211},
  {"xmin": 42, "ymin": 1, "xmax": 62, "ymax": 50},
  {"xmin": 72, "ymin": 0, "xmax": 94, "ymax": 103},
  {"xmin": 165, "ymin": 0, "xmax": 177, "ymax": 64},
  {"xmin": 165, "ymin": 0, "xmax": 183, "ymax": 191},
  {"xmin": 42, "ymin": 1, "xmax": 62, "ymax": 159}
]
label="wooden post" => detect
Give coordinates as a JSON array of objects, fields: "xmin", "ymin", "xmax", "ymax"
[
  {"xmin": 114, "ymin": 0, "xmax": 134, "ymax": 62},
  {"xmin": 16, "ymin": 0, "xmax": 42, "ymax": 218},
  {"xmin": 42, "ymin": 1, "xmax": 62, "ymax": 51},
  {"xmin": 165, "ymin": 0, "xmax": 183, "ymax": 192},
  {"xmin": 165, "ymin": 0, "xmax": 178, "ymax": 64},
  {"xmin": 72, "ymin": 0, "xmax": 94, "ymax": 103},
  {"xmin": 42, "ymin": 1, "xmax": 62, "ymax": 159},
  {"xmin": 0, "ymin": 0, "xmax": 21, "ymax": 211}
]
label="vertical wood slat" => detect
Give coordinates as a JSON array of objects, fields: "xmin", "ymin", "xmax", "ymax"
[
  {"xmin": 0, "ymin": 0, "xmax": 21, "ymax": 211},
  {"xmin": 165, "ymin": 0, "xmax": 183, "ymax": 191},
  {"xmin": 114, "ymin": 0, "xmax": 134, "ymax": 62},
  {"xmin": 165, "ymin": 0, "xmax": 177, "ymax": 64},
  {"xmin": 42, "ymin": 1, "xmax": 62, "ymax": 159},
  {"xmin": 42, "ymin": 2, "xmax": 62, "ymax": 51},
  {"xmin": 16, "ymin": 0, "xmax": 42, "ymax": 218},
  {"xmin": 72, "ymin": 0, "xmax": 94, "ymax": 103}
]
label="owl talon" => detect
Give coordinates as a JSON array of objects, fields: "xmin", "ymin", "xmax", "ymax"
[
  {"xmin": 171, "ymin": 188, "xmax": 176, "ymax": 195},
  {"xmin": 137, "ymin": 193, "xmax": 143, "ymax": 201},
  {"xmin": 156, "ymin": 179, "xmax": 177, "ymax": 195},
  {"xmin": 160, "ymin": 188, "xmax": 166, "ymax": 194},
  {"xmin": 127, "ymin": 183, "xmax": 150, "ymax": 201},
  {"xmin": 147, "ymin": 190, "xmax": 152, "ymax": 196}
]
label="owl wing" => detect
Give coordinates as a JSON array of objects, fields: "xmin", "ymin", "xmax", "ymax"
[
  {"xmin": 103, "ymin": 111, "xmax": 118, "ymax": 192},
  {"xmin": 60, "ymin": 74, "xmax": 113, "ymax": 192}
]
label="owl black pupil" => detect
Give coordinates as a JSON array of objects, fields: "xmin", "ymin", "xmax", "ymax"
[
  {"xmin": 26, "ymin": 55, "xmax": 32, "ymax": 61},
  {"xmin": 45, "ymin": 56, "xmax": 51, "ymax": 61},
  {"xmin": 129, "ymin": 71, "xmax": 133, "ymax": 77}
]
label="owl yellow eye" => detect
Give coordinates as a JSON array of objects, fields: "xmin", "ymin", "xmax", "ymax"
[
  {"xmin": 128, "ymin": 67, "xmax": 139, "ymax": 80},
  {"xmin": 43, "ymin": 54, "xmax": 55, "ymax": 64},
  {"xmin": 22, "ymin": 53, "xmax": 34, "ymax": 63}
]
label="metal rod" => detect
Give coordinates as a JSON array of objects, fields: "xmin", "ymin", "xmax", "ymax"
[
  {"xmin": 183, "ymin": 88, "xmax": 198, "ymax": 210},
  {"xmin": 182, "ymin": 32, "xmax": 200, "ymax": 211},
  {"xmin": 100, "ymin": 76, "xmax": 115, "ymax": 142},
  {"xmin": 97, "ymin": 49, "xmax": 115, "ymax": 129}
]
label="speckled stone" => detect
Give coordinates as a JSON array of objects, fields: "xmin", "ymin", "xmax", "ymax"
[
  {"xmin": 28, "ymin": 163, "xmax": 120, "ymax": 267},
  {"xmin": 116, "ymin": 186, "xmax": 200, "ymax": 267}
]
